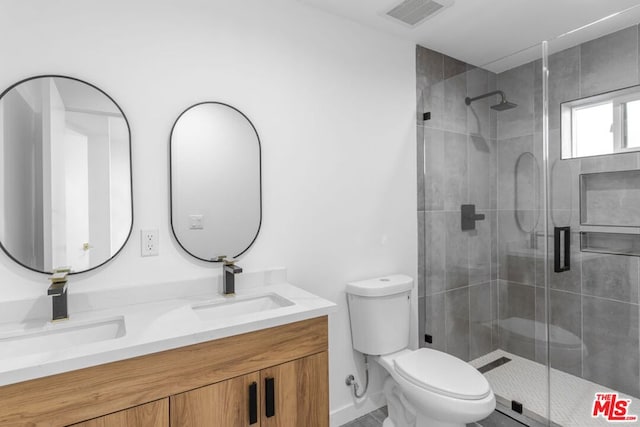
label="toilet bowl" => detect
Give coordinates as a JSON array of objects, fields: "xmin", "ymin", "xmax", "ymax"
[
  {"xmin": 377, "ymin": 348, "xmax": 495, "ymax": 427},
  {"xmin": 346, "ymin": 275, "xmax": 495, "ymax": 427}
]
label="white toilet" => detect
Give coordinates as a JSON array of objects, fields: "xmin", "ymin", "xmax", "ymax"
[{"xmin": 346, "ymin": 275, "xmax": 495, "ymax": 427}]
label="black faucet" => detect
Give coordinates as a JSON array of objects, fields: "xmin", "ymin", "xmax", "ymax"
[
  {"xmin": 223, "ymin": 259, "xmax": 242, "ymax": 295},
  {"xmin": 48, "ymin": 268, "xmax": 70, "ymax": 321},
  {"xmin": 48, "ymin": 281, "xmax": 68, "ymax": 321}
]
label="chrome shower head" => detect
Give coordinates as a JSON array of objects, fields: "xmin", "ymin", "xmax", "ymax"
[{"xmin": 465, "ymin": 90, "xmax": 517, "ymax": 112}]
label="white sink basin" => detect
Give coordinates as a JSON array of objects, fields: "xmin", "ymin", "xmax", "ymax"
[
  {"xmin": 192, "ymin": 294, "xmax": 294, "ymax": 323},
  {"xmin": 0, "ymin": 317, "xmax": 126, "ymax": 360}
]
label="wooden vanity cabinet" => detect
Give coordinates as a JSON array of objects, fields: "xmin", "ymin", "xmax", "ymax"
[
  {"xmin": 170, "ymin": 372, "xmax": 261, "ymax": 426},
  {"xmin": 0, "ymin": 316, "xmax": 328, "ymax": 427},
  {"xmin": 170, "ymin": 352, "xmax": 329, "ymax": 427},
  {"xmin": 260, "ymin": 352, "xmax": 329, "ymax": 427},
  {"xmin": 68, "ymin": 399, "xmax": 169, "ymax": 427}
]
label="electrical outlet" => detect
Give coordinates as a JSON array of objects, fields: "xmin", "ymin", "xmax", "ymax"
[{"xmin": 141, "ymin": 229, "xmax": 159, "ymax": 256}]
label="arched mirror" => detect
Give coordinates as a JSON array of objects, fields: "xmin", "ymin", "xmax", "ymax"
[
  {"xmin": 170, "ymin": 102, "xmax": 261, "ymax": 261},
  {"xmin": 0, "ymin": 75, "xmax": 133, "ymax": 274}
]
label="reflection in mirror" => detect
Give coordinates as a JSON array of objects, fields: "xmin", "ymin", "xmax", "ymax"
[
  {"xmin": 170, "ymin": 102, "xmax": 261, "ymax": 261},
  {"xmin": 561, "ymin": 84, "xmax": 640, "ymax": 159},
  {"xmin": 0, "ymin": 76, "xmax": 132, "ymax": 274}
]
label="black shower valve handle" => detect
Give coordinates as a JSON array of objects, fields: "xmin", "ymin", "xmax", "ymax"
[{"xmin": 461, "ymin": 204, "xmax": 485, "ymax": 231}]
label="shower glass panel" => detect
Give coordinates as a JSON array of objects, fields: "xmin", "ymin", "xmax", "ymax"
[
  {"xmin": 545, "ymin": 6, "xmax": 640, "ymax": 426},
  {"xmin": 416, "ymin": 39, "xmax": 550, "ymax": 424}
]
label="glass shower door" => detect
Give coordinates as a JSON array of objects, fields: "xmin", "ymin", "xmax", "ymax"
[
  {"xmin": 416, "ymin": 39, "xmax": 552, "ymax": 424},
  {"xmin": 545, "ymin": 6, "xmax": 640, "ymax": 426}
]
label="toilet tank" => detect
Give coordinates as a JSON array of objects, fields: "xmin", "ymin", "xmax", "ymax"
[{"xmin": 346, "ymin": 275, "xmax": 413, "ymax": 356}]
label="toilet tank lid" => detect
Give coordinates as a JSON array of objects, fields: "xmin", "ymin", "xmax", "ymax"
[{"xmin": 346, "ymin": 274, "xmax": 413, "ymax": 297}]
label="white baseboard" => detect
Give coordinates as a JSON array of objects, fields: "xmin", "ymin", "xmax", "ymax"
[{"xmin": 330, "ymin": 391, "xmax": 386, "ymax": 427}]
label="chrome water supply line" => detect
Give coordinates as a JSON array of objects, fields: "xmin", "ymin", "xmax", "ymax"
[{"xmin": 345, "ymin": 354, "xmax": 370, "ymax": 399}]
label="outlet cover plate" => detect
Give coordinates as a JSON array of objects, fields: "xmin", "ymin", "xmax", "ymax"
[{"xmin": 141, "ymin": 229, "xmax": 159, "ymax": 256}]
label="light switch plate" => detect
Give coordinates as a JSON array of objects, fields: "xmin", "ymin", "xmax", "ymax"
[{"xmin": 189, "ymin": 214, "xmax": 204, "ymax": 230}]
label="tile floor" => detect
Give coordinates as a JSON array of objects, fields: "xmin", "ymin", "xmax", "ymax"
[
  {"xmin": 470, "ymin": 349, "xmax": 636, "ymax": 426},
  {"xmin": 340, "ymin": 407, "xmax": 388, "ymax": 427},
  {"xmin": 339, "ymin": 406, "xmax": 526, "ymax": 427}
]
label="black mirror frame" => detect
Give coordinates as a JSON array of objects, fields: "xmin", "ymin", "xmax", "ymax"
[
  {"xmin": 0, "ymin": 74, "xmax": 134, "ymax": 275},
  {"xmin": 169, "ymin": 101, "xmax": 262, "ymax": 262}
]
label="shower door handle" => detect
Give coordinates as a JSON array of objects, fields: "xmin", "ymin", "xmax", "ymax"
[{"xmin": 554, "ymin": 226, "xmax": 570, "ymax": 273}]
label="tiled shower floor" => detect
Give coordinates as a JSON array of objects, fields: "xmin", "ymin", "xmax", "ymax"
[{"xmin": 470, "ymin": 350, "xmax": 639, "ymax": 426}]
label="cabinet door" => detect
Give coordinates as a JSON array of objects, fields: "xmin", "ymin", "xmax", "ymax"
[
  {"xmin": 68, "ymin": 398, "xmax": 168, "ymax": 427},
  {"xmin": 261, "ymin": 352, "xmax": 328, "ymax": 427},
  {"xmin": 170, "ymin": 371, "xmax": 261, "ymax": 426}
]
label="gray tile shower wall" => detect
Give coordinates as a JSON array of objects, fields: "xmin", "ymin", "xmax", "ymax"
[
  {"xmin": 417, "ymin": 45, "xmax": 499, "ymax": 362},
  {"xmin": 418, "ymin": 22, "xmax": 640, "ymax": 397}
]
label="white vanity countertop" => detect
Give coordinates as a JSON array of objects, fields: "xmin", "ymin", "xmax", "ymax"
[{"xmin": 0, "ymin": 268, "xmax": 336, "ymax": 387}]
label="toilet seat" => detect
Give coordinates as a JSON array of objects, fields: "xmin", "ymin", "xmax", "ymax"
[{"xmin": 393, "ymin": 348, "xmax": 490, "ymax": 400}]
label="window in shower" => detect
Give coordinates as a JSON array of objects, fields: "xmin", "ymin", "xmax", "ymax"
[{"xmin": 561, "ymin": 84, "xmax": 640, "ymax": 158}]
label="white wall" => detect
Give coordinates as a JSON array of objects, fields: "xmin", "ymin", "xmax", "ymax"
[{"xmin": 0, "ymin": 0, "xmax": 416, "ymax": 424}]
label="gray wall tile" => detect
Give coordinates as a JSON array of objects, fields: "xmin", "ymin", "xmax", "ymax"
[
  {"xmin": 418, "ymin": 295, "xmax": 426, "ymax": 348},
  {"xmin": 417, "ymin": 124, "xmax": 425, "ymax": 211},
  {"xmin": 446, "ymin": 286, "xmax": 470, "ymax": 361},
  {"xmin": 547, "ymin": 46, "xmax": 580, "ymax": 131},
  {"xmin": 443, "ymin": 73, "xmax": 468, "ymax": 134},
  {"xmin": 497, "ymin": 62, "xmax": 535, "ymax": 140},
  {"xmin": 497, "ymin": 135, "xmax": 536, "ymax": 211},
  {"xmin": 469, "ymin": 210, "xmax": 492, "ymax": 286},
  {"xmin": 551, "ymin": 229, "xmax": 582, "ymax": 293},
  {"xmin": 580, "ymin": 26, "xmax": 640, "ymax": 97},
  {"xmin": 469, "ymin": 136, "xmax": 497, "ymax": 211},
  {"xmin": 418, "ymin": 211, "xmax": 426, "ymax": 297},
  {"xmin": 417, "ymin": 45, "xmax": 443, "ymax": 85},
  {"xmin": 444, "ymin": 54, "xmax": 467, "ymax": 80},
  {"xmin": 467, "ymin": 67, "xmax": 497, "ymax": 139},
  {"xmin": 582, "ymin": 253, "xmax": 639, "ymax": 304},
  {"xmin": 583, "ymin": 295, "xmax": 640, "ymax": 397},
  {"xmin": 470, "ymin": 282, "xmax": 493, "ymax": 360},
  {"xmin": 491, "ymin": 280, "xmax": 500, "ymax": 351},
  {"xmin": 580, "ymin": 152, "xmax": 640, "ymax": 174},
  {"xmin": 444, "ymin": 131, "xmax": 469, "ymax": 211},
  {"xmin": 490, "ymin": 212, "xmax": 498, "ymax": 281},
  {"xmin": 446, "ymin": 212, "xmax": 469, "ymax": 290},
  {"xmin": 424, "ymin": 292, "xmax": 446, "ymax": 352},
  {"xmin": 497, "ymin": 210, "xmax": 536, "ymax": 285},
  {"xmin": 581, "ymin": 170, "xmax": 640, "ymax": 227},
  {"xmin": 534, "ymin": 287, "xmax": 547, "ymax": 366},
  {"xmin": 424, "ymin": 127, "xmax": 445, "ymax": 210},
  {"xmin": 425, "ymin": 211, "xmax": 446, "ymax": 294},
  {"xmin": 498, "ymin": 280, "xmax": 536, "ymax": 359},
  {"xmin": 548, "ymin": 130, "xmax": 580, "ymax": 214},
  {"xmin": 548, "ymin": 289, "xmax": 583, "ymax": 377}
]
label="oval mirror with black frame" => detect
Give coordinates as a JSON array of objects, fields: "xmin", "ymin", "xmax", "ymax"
[
  {"xmin": 170, "ymin": 102, "xmax": 261, "ymax": 262},
  {"xmin": 0, "ymin": 75, "xmax": 133, "ymax": 274}
]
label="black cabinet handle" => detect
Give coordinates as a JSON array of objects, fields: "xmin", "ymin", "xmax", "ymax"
[
  {"xmin": 249, "ymin": 382, "xmax": 257, "ymax": 424},
  {"xmin": 265, "ymin": 377, "xmax": 275, "ymax": 418},
  {"xmin": 554, "ymin": 226, "xmax": 570, "ymax": 273}
]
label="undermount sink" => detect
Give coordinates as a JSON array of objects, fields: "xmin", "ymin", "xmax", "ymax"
[
  {"xmin": 192, "ymin": 293, "xmax": 294, "ymax": 323},
  {"xmin": 0, "ymin": 317, "xmax": 126, "ymax": 360}
]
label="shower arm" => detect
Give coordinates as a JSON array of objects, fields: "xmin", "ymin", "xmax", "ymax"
[{"xmin": 465, "ymin": 90, "xmax": 506, "ymax": 105}]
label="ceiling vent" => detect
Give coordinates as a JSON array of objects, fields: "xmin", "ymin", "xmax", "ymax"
[{"xmin": 385, "ymin": 0, "xmax": 453, "ymax": 27}]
